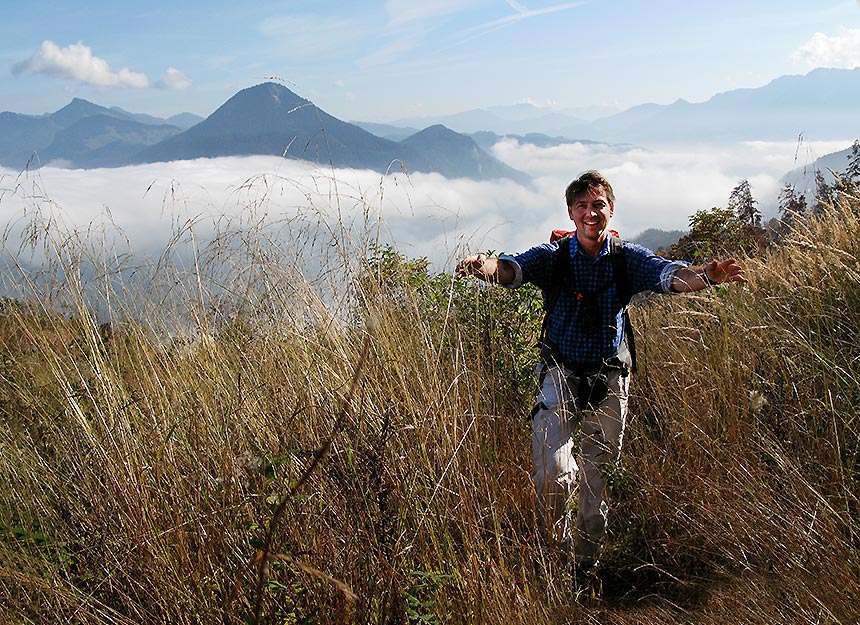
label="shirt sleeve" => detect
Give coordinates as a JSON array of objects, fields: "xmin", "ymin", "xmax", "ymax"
[
  {"xmin": 498, "ymin": 253, "xmax": 524, "ymax": 287},
  {"xmin": 501, "ymin": 240, "xmax": 687, "ymax": 293},
  {"xmin": 505, "ymin": 242, "xmax": 558, "ymax": 290},
  {"xmin": 658, "ymin": 260, "xmax": 691, "ymax": 293},
  {"xmin": 624, "ymin": 242, "xmax": 690, "ymax": 295}
]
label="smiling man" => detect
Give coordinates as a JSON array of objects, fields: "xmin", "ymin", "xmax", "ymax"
[{"xmin": 455, "ymin": 170, "xmax": 746, "ymax": 595}]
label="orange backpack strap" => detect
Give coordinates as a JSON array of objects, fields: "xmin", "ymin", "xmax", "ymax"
[{"xmin": 550, "ymin": 229, "xmax": 575, "ymax": 243}]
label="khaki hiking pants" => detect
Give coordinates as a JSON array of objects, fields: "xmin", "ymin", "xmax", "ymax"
[{"xmin": 531, "ymin": 365, "xmax": 629, "ymax": 564}]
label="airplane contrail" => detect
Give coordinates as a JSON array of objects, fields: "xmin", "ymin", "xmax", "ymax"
[
  {"xmin": 506, "ymin": 0, "xmax": 529, "ymax": 15},
  {"xmin": 454, "ymin": 0, "xmax": 590, "ymax": 47}
]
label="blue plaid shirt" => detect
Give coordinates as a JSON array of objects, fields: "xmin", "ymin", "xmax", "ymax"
[{"xmin": 500, "ymin": 236, "xmax": 687, "ymax": 364}]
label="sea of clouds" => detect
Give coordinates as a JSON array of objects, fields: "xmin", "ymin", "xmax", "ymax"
[{"xmin": 0, "ymin": 138, "xmax": 852, "ymax": 276}]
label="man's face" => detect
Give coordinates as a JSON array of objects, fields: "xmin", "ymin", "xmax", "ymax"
[{"xmin": 568, "ymin": 185, "xmax": 614, "ymax": 241}]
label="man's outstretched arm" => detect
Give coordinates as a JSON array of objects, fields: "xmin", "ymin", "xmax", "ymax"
[
  {"xmin": 455, "ymin": 253, "xmax": 516, "ymax": 285},
  {"xmin": 671, "ymin": 258, "xmax": 747, "ymax": 292}
]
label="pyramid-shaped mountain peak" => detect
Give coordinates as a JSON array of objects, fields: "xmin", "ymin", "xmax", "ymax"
[
  {"xmin": 401, "ymin": 124, "xmax": 484, "ymax": 154},
  {"xmin": 209, "ymin": 82, "xmax": 310, "ymax": 121},
  {"xmin": 50, "ymin": 98, "xmax": 118, "ymax": 127}
]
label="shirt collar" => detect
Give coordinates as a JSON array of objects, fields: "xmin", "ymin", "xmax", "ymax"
[{"xmin": 572, "ymin": 234, "xmax": 612, "ymax": 259}]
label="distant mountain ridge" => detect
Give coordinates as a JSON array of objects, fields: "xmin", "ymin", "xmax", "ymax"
[
  {"xmin": 0, "ymin": 99, "xmax": 201, "ymax": 169},
  {"xmin": 781, "ymin": 141, "xmax": 858, "ymax": 204},
  {"xmin": 399, "ymin": 125, "xmax": 530, "ymax": 185},
  {"xmin": 379, "ymin": 68, "xmax": 860, "ymax": 146},
  {"xmin": 390, "ymin": 105, "xmax": 591, "ymax": 137},
  {"xmin": 42, "ymin": 114, "xmax": 183, "ymax": 169},
  {"xmin": 0, "ymin": 82, "xmax": 530, "ymax": 184},
  {"xmin": 564, "ymin": 67, "xmax": 860, "ymax": 144},
  {"xmin": 387, "ymin": 101, "xmax": 623, "ymax": 135},
  {"xmin": 3, "ymin": 67, "xmax": 859, "ymax": 176},
  {"xmin": 629, "ymin": 228, "xmax": 686, "ymax": 252}
]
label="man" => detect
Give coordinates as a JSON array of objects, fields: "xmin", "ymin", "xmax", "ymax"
[{"xmin": 455, "ymin": 171, "xmax": 746, "ymax": 589}]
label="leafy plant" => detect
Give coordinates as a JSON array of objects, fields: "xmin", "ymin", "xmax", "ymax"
[{"xmin": 401, "ymin": 569, "xmax": 450, "ymax": 625}]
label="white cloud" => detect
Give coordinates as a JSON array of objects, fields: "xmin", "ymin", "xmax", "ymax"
[
  {"xmin": 793, "ymin": 29, "xmax": 860, "ymax": 69},
  {"xmin": 1, "ymin": 138, "xmax": 852, "ymax": 275},
  {"xmin": 516, "ymin": 97, "xmax": 560, "ymax": 109},
  {"xmin": 155, "ymin": 67, "xmax": 191, "ymax": 90},
  {"xmin": 489, "ymin": 138, "xmax": 851, "ymax": 238},
  {"xmin": 12, "ymin": 41, "xmax": 149, "ymax": 88}
]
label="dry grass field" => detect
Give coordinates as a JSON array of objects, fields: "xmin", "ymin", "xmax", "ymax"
[{"xmin": 1, "ymin": 185, "xmax": 858, "ymax": 624}]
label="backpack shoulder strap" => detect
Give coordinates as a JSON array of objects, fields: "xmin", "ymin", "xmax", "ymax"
[
  {"xmin": 538, "ymin": 234, "xmax": 638, "ymax": 372},
  {"xmin": 607, "ymin": 234, "xmax": 631, "ymax": 305},
  {"xmin": 607, "ymin": 234, "xmax": 637, "ymax": 373},
  {"xmin": 543, "ymin": 235, "xmax": 571, "ymax": 314},
  {"xmin": 538, "ymin": 236, "xmax": 571, "ymax": 357}
]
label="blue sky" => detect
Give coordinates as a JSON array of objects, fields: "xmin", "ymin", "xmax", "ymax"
[{"xmin": 4, "ymin": 0, "xmax": 860, "ymax": 122}]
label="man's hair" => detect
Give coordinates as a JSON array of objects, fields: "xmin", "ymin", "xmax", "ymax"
[{"xmin": 565, "ymin": 170, "xmax": 615, "ymax": 207}]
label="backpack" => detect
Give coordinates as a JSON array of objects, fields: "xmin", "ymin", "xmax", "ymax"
[{"xmin": 538, "ymin": 231, "xmax": 637, "ymax": 373}]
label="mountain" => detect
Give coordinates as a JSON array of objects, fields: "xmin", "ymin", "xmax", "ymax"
[
  {"xmin": 781, "ymin": 141, "xmax": 857, "ymax": 203},
  {"xmin": 578, "ymin": 68, "xmax": 860, "ymax": 145},
  {"xmin": 0, "ymin": 98, "xmax": 126, "ymax": 168},
  {"xmin": 630, "ymin": 228, "xmax": 686, "ymax": 252},
  {"xmin": 577, "ymin": 102, "xmax": 665, "ymax": 142},
  {"xmin": 166, "ymin": 112, "xmax": 204, "ymax": 130},
  {"xmin": 0, "ymin": 98, "xmax": 191, "ymax": 169},
  {"xmin": 392, "ymin": 104, "xmax": 591, "ymax": 136},
  {"xmin": 40, "ymin": 115, "xmax": 182, "ymax": 168},
  {"xmin": 134, "ymin": 82, "xmax": 418, "ymax": 171},
  {"xmin": 50, "ymin": 98, "xmax": 130, "ymax": 127},
  {"xmin": 0, "ymin": 83, "xmax": 529, "ymax": 183},
  {"xmin": 399, "ymin": 125, "xmax": 530, "ymax": 185},
  {"xmin": 355, "ymin": 103, "xmax": 616, "ymax": 138},
  {"xmin": 134, "ymin": 82, "xmax": 530, "ymax": 183},
  {"xmin": 108, "ymin": 107, "xmax": 203, "ymax": 130},
  {"xmin": 109, "ymin": 106, "xmax": 167, "ymax": 126},
  {"xmin": 0, "ymin": 112, "xmax": 58, "ymax": 168},
  {"xmin": 404, "ymin": 68, "xmax": 860, "ymax": 146},
  {"xmin": 4, "ymin": 67, "xmax": 859, "ymax": 172},
  {"xmin": 350, "ymin": 121, "xmax": 420, "ymax": 141}
]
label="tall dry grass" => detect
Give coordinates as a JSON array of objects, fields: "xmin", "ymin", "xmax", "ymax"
[{"xmin": 0, "ymin": 186, "xmax": 858, "ymax": 624}]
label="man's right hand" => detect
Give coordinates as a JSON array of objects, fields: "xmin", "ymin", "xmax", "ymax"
[
  {"xmin": 455, "ymin": 254, "xmax": 515, "ymax": 285},
  {"xmin": 455, "ymin": 253, "xmax": 489, "ymax": 278}
]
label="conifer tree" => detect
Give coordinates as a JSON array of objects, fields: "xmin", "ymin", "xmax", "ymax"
[
  {"xmin": 846, "ymin": 139, "xmax": 860, "ymax": 182},
  {"xmin": 814, "ymin": 169, "xmax": 833, "ymax": 214},
  {"xmin": 833, "ymin": 140, "xmax": 860, "ymax": 199},
  {"xmin": 728, "ymin": 178, "xmax": 761, "ymax": 227},
  {"xmin": 778, "ymin": 183, "xmax": 807, "ymax": 227}
]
